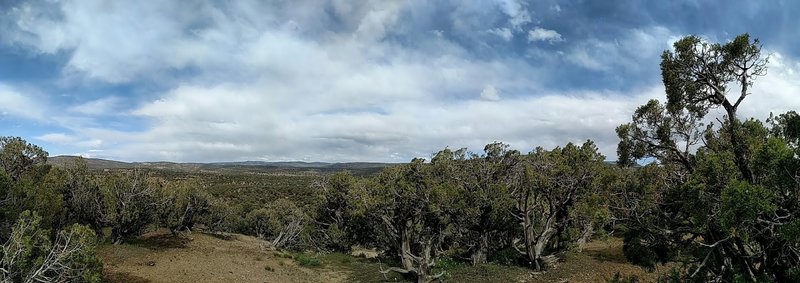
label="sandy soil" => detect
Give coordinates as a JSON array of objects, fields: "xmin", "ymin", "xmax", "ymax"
[
  {"xmin": 99, "ymin": 231, "xmax": 666, "ymax": 283},
  {"xmin": 98, "ymin": 231, "xmax": 347, "ymax": 283}
]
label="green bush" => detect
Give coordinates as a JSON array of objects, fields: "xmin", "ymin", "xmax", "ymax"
[
  {"xmin": 434, "ymin": 256, "xmax": 462, "ymax": 270},
  {"xmin": 158, "ymin": 179, "xmax": 212, "ymax": 235},
  {"xmin": 488, "ymin": 248, "xmax": 524, "ymax": 266},
  {"xmin": 0, "ymin": 211, "xmax": 103, "ymax": 282},
  {"xmin": 787, "ymin": 266, "xmax": 800, "ymax": 282},
  {"xmin": 293, "ymin": 254, "xmax": 322, "ymax": 267}
]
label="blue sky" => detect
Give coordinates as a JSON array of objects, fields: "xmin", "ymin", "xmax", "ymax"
[{"xmin": 1, "ymin": 0, "xmax": 799, "ymax": 162}]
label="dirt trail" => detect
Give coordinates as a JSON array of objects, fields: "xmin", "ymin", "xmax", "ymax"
[{"xmin": 98, "ymin": 231, "xmax": 347, "ymax": 283}]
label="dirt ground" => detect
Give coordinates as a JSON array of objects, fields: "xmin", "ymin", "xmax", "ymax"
[
  {"xmin": 98, "ymin": 231, "xmax": 667, "ymax": 283},
  {"xmin": 98, "ymin": 231, "xmax": 348, "ymax": 283},
  {"xmin": 526, "ymin": 238, "xmax": 668, "ymax": 282}
]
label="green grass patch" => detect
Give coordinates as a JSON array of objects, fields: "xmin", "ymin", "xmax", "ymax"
[{"xmin": 293, "ymin": 253, "xmax": 322, "ymax": 267}]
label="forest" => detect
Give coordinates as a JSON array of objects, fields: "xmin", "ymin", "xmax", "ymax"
[{"xmin": 0, "ymin": 34, "xmax": 798, "ymax": 283}]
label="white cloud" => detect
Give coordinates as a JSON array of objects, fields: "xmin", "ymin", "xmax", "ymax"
[
  {"xmin": 76, "ymin": 80, "xmax": 662, "ymax": 162},
  {"xmin": 480, "ymin": 85, "xmax": 501, "ymax": 101},
  {"xmin": 35, "ymin": 133, "xmax": 104, "ymax": 149},
  {"xmin": 0, "ymin": 84, "xmax": 45, "ymax": 121},
  {"xmin": 738, "ymin": 52, "xmax": 800, "ymax": 120},
  {"xmin": 68, "ymin": 97, "xmax": 123, "ymax": 116},
  {"xmin": 4, "ymin": 1, "xmax": 410, "ymax": 83},
  {"xmin": 3, "ymin": 2, "xmax": 800, "ymax": 163},
  {"xmin": 566, "ymin": 26, "xmax": 673, "ymax": 72},
  {"xmin": 36, "ymin": 133, "xmax": 78, "ymax": 144},
  {"xmin": 496, "ymin": 0, "xmax": 531, "ymax": 31},
  {"xmin": 488, "ymin": 28, "xmax": 514, "ymax": 41},
  {"xmin": 354, "ymin": 1, "xmax": 404, "ymax": 41},
  {"xmin": 528, "ymin": 27, "xmax": 564, "ymax": 43},
  {"xmin": 566, "ymin": 47, "xmax": 607, "ymax": 71}
]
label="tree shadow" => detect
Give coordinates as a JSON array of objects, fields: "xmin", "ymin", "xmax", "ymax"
[
  {"xmin": 128, "ymin": 233, "xmax": 189, "ymax": 250},
  {"xmin": 585, "ymin": 246, "xmax": 629, "ymax": 264}
]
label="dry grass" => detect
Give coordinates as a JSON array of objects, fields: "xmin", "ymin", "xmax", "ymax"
[
  {"xmin": 524, "ymin": 238, "xmax": 669, "ymax": 283},
  {"xmin": 98, "ymin": 231, "xmax": 668, "ymax": 283},
  {"xmin": 98, "ymin": 230, "xmax": 347, "ymax": 283}
]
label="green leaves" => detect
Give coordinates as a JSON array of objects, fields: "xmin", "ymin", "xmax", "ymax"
[
  {"xmin": 102, "ymin": 170, "xmax": 159, "ymax": 244},
  {"xmin": 617, "ymin": 33, "xmax": 800, "ymax": 281},
  {"xmin": 1, "ymin": 211, "xmax": 102, "ymax": 282},
  {"xmin": 0, "ymin": 137, "xmax": 48, "ymax": 183},
  {"xmin": 720, "ymin": 181, "xmax": 775, "ymax": 235},
  {"xmin": 661, "ymin": 33, "xmax": 766, "ymax": 118},
  {"xmin": 616, "ymin": 99, "xmax": 702, "ymax": 170},
  {"xmin": 158, "ymin": 179, "xmax": 212, "ymax": 235}
]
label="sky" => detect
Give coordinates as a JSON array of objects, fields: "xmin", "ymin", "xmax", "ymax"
[{"xmin": 0, "ymin": 0, "xmax": 799, "ymax": 162}]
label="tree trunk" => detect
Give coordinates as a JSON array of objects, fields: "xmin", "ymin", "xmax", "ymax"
[
  {"xmin": 416, "ymin": 242, "xmax": 429, "ymax": 283},
  {"xmin": 575, "ymin": 223, "xmax": 593, "ymax": 252},
  {"xmin": 111, "ymin": 227, "xmax": 124, "ymax": 245},
  {"xmin": 400, "ymin": 221, "xmax": 414, "ymax": 272},
  {"xmin": 532, "ymin": 236, "xmax": 547, "ymax": 270},
  {"xmin": 527, "ymin": 217, "xmax": 555, "ymax": 271},
  {"xmin": 724, "ymin": 104, "xmax": 753, "ymax": 183},
  {"xmin": 472, "ymin": 231, "xmax": 489, "ymax": 266}
]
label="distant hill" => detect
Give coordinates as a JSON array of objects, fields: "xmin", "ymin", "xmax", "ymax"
[
  {"xmin": 48, "ymin": 156, "xmax": 132, "ymax": 169},
  {"xmin": 48, "ymin": 155, "xmax": 395, "ymax": 175}
]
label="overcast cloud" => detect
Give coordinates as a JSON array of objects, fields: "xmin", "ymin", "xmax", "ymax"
[{"xmin": 0, "ymin": 0, "xmax": 798, "ymax": 162}]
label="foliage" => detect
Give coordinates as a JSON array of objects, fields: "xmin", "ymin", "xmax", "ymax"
[
  {"xmin": 450, "ymin": 143, "xmax": 519, "ymax": 266},
  {"xmin": 313, "ymin": 171, "xmax": 362, "ymax": 251},
  {"xmin": 353, "ymin": 159, "xmax": 456, "ymax": 282},
  {"xmin": 58, "ymin": 159, "xmax": 107, "ymax": 237},
  {"xmin": 158, "ymin": 179, "xmax": 212, "ymax": 236},
  {"xmin": 245, "ymin": 198, "xmax": 307, "ymax": 249},
  {"xmin": 0, "ymin": 137, "xmax": 48, "ymax": 183},
  {"xmin": 293, "ymin": 253, "xmax": 322, "ymax": 267},
  {"xmin": 201, "ymin": 199, "xmax": 235, "ymax": 235},
  {"xmin": 0, "ymin": 211, "xmax": 103, "ymax": 283},
  {"xmin": 514, "ymin": 141, "xmax": 608, "ymax": 270},
  {"xmin": 101, "ymin": 170, "xmax": 160, "ymax": 245},
  {"xmin": 487, "ymin": 248, "xmax": 524, "ymax": 266},
  {"xmin": 615, "ymin": 34, "xmax": 799, "ymax": 281},
  {"xmin": 0, "ymin": 137, "xmax": 52, "ymax": 243}
]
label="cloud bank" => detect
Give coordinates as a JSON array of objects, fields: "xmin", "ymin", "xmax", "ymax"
[{"xmin": 0, "ymin": 0, "xmax": 798, "ymax": 162}]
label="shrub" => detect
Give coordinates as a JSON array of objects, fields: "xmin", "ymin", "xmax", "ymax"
[
  {"xmin": 158, "ymin": 180, "xmax": 212, "ymax": 236},
  {"xmin": 102, "ymin": 170, "xmax": 159, "ymax": 244},
  {"xmin": 0, "ymin": 211, "xmax": 103, "ymax": 282},
  {"xmin": 293, "ymin": 254, "xmax": 321, "ymax": 267},
  {"xmin": 246, "ymin": 199, "xmax": 308, "ymax": 250},
  {"xmin": 488, "ymin": 248, "xmax": 524, "ymax": 266}
]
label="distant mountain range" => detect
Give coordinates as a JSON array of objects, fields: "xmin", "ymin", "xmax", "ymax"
[
  {"xmin": 48, "ymin": 156, "xmax": 627, "ymax": 175},
  {"xmin": 48, "ymin": 155, "xmax": 396, "ymax": 175}
]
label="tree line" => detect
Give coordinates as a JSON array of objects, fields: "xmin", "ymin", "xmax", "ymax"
[{"xmin": 0, "ymin": 33, "xmax": 797, "ymax": 282}]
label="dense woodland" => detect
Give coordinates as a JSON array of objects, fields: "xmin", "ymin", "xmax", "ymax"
[{"xmin": 0, "ymin": 34, "xmax": 798, "ymax": 282}]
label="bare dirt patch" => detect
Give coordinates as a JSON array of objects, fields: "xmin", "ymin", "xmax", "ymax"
[
  {"xmin": 99, "ymin": 232, "xmax": 666, "ymax": 283},
  {"xmin": 525, "ymin": 238, "xmax": 669, "ymax": 283},
  {"xmin": 98, "ymin": 230, "xmax": 347, "ymax": 283}
]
